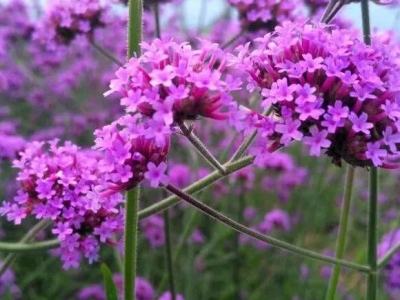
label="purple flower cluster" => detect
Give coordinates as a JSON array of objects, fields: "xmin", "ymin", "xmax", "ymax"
[
  {"xmin": 33, "ymin": 0, "xmax": 111, "ymax": 47},
  {"xmin": 228, "ymin": 0, "xmax": 303, "ymax": 32},
  {"xmin": 378, "ymin": 229, "xmax": 400, "ymax": 296},
  {"xmin": 0, "ymin": 261, "xmax": 21, "ymax": 299},
  {"xmin": 241, "ymin": 209, "xmax": 291, "ymax": 250},
  {"xmin": 105, "ymin": 39, "xmax": 241, "ymax": 138},
  {"xmin": 93, "ymin": 118, "xmax": 170, "ymax": 193},
  {"xmin": 78, "ymin": 275, "xmax": 155, "ymax": 300},
  {"xmin": 234, "ymin": 21, "xmax": 400, "ymax": 168},
  {"xmin": 0, "ymin": 140, "xmax": 124, "ymax": 269},
  {"xmin": 141, "ymin": 215, "xmax": 165, "ymax": 248}
]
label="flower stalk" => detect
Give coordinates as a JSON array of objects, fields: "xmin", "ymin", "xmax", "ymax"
[
  {"xmin": 124, "ymin": 186, "xmax": 141, "ymax": 300},
  {"xmin": 179, "ymin": 122, "xmax": 227, "ymax": 175},
  {"xmin": 325, "ymin": 165, "xmax": 355, "ymax": 300},
  {"xmin": 164, "ymin": 184, "xmax": 370, "ymax": 274}
]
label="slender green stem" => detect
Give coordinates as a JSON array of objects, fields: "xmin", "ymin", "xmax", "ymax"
[
  {"xmin": 325, "ymin": 165, "xmax": 355, "ymax": 300},
  {"xmin": 233, "ymin": 192, "xmax": 245, "ymax": 299},
  {"xmin": 164, "ymin": 184, "xmax": 370, "ymax": 274},
  {"xmin": 320, "ymin": 0, "xmax": 345, "ymax": 24},
  {"xmin": 138, "ymin": 155, "xmax": 254, "ymax": 220},
  {"xmin": 360, "ymin": 0, "xmax": 377, "ymax": 297},
  {"xmin": 163, "ymin": 209, "xmax": 176, "ymax": 300},
  {"xmin": 124, "ymin": 186, "xmax": 141, "ymax": 300},
  {"xmin": 221, "ymin": 30, "xmax": 245, "ymax": 50},
  {"xmin": 89, "ymin": 39, "xmax": 124, "ymax": 67},
  {"xmin": 378, "ymin": 242, "xmax": 400, "ymax": 270},
  {"xmin": 127, "ymin": 0, "xmax": 143, "ymax": 58},
  {"xmin": 179, "ymin": 122, "xmax": 226, "ymax": 175},
  {"xmin": 361, "ymin": 0, "xmax": 372, "ymax": 45},
  {"xmin": 0, "ymin": 240, "xmax": 59, "ymax": 253},
  {"xmin": 366, "ymin": 168, "xmax": 378, "ymax": 300},
  {"xmin": 157, "ymin": 205, "xmax": 200, "ymax": 294},
  {"xmin": 153, "ymin": 1, "xmax": 161, "ymax": 39},
  {"xmin": 0, "ymin": 220, "xmax": 52, "ymax": 277}
]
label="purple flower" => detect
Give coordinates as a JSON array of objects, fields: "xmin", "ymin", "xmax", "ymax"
[
  {"xmin": 1, "ymin": 141, "xmax": 124, "ymax": 269},
  {"xmin": 233, "ymin": 21, "xmax": 400, "ymax": 168},
  {"xmin": 144, "ymin": 162, "xmax": 169, "ymax": 188},
  {"xmin": 303, "ymin": 127, "xmax": 331, "ymax": 156},
  {"xmin": 104, "ymin": 39, "xmax": 239, "ymax": 141}
]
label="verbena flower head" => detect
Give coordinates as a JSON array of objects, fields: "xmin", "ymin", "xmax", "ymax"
[
  {"xmin": 0, "ymin": 140, "xmax": 124, "ymax": 269},
  {"xmin": 228, "ymin": 0, "xmax": 303, "ymax": 32},
  {"xmin": 104, "ymin": 39, "xmax": 241, "ymax": 137},
  {"xmin": 33, "ymin": 0, "xmax": 111, "ymax": 47},
  {"xmin": 234, "ymin": 21, "xmax": 400, "ymax": 168},
  {"xmin": 141, "ymin": 215, "xmax": 165, "ymax": 248},
  {"xmin": 93, "ymin": 117, "xmax": 169, "ymax": 194},
  {"xmin": 77, "ymin": 275, "xmax": 154, "ymax": 300},
  {"xmin": 0, "ymin": 261, "xmax": 21, "ymax": 299}
]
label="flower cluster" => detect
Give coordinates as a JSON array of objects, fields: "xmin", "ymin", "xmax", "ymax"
[
  {"xmin": 241, "ymin": 209, "xmax": 291, "ymax": 250},
  {"xmin": 234, "ymin": 21, "xmax": 400, "ymax": 168},
  {"xmin": 141, "ymin": 215, "xmax": 165, "ymax": 248},
  {"xmin": 104, "ymin": 39, "xmax": 241, "ymax": 140},
  {"xmin": 228, "ymin": 0, "xmax": 303, "ymax": 32},
  {"xmin": 33, "ymin": 0, "xmax": 111, "ymax": 47},
  {"xmin": 78, "ymin": 275, "xmax": 155, "ymax": 300},
  {"xmin": 93, "ymin": 118, "xmax": 170, "ymax": 193},
  {"xmin": 0, "ymin": 261, "xmax": 21, "ymax": 299},
  {"xmin": 378, "ymin": 229, "xmax": 400, "ymax": 296},
  {"xmin": 0, "ymin": 140, "xmax": 124, "ymax": 269}
]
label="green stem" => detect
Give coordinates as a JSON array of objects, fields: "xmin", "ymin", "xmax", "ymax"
[
  {"xmin": 138, "ymin": 155, "xmax": 254, "ymax": 220},
  {"xmin": 0, "ymin": 240, "xmax": 59, "ymax": 253},
  {"xmin": 124, "ymin": 186, "xmax": 141, "ymax": 300},
  {"xmin": 127, "ymin": 0, "xmax": 143, "ymax": 58},
  {"xmin": 366, "ymin": 168, "xmax": 378, "ymax": 300},
  {"xmin": 0, "ymin": 220, "xmax": 52, "ymax": 277},
  {"xmin": 325, "ymin": 165, "xmax": 355, "ymax": 300},
  {"xmin": 221, "ymin": 30, "xmax": 245, "ymax": 50},
  {"xmin": 360, "ymin": 0, "xmax": 376, "ymax": 297},
  {"xmin": 233, "ymin": 192, "xmax": 245, "ymax": 299},
  {"xmin": 153, "ymin": 1, "xmax": 161, "ymax": 39},
  {"xmin": 89, "ymin": 39, "xmax": 124, "ymax": 67},
  {"xmin": 179, "ymin": 122, "xmax": 226, "ymax": 175},
  {"xmin": 157, "ymin": 206, "xmax": 199, "ymax": 294},
  {"xmin": 378, "ymin": 242, "xmax": 400, "ymax": 270},
  {"xmin": 164, "ymin": 184, "xmax": 370, "ymax": 274},
  {"xmin": 163, "ymin": 210, "xmax": 176, "ymax": 300}
]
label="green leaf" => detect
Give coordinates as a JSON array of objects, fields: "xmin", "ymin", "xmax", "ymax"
[{"xmin": 101, "ymin": 263, "xmax": 119, "ymax": 300}]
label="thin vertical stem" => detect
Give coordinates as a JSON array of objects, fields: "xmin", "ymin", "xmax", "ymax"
[
  {"xmin": 163, "ymin": 209, "xmax": 176, "ymax": 300},
  {"xmin": 127, "ymin": 0, "xmax": 143, "ymax": 58},
  {"xmin": 124, "ymin": 186, "xmax": 141, "ymax": 300},
  {"xmin": 360, "ymin": 0, "xmax": 377, "ymax": 297},
  {"xmin": 125, "ymin": 1, "xmax": 142, "ymax": 298},
  {"xmin": 325, "ymin": 165, "xmax": 355, "ymax": 300},
  {"xmin": 153, "ymin": 1, "xmax": 161, "ymax": 39},
  {"xmin": 233, "ymin": 192, "xmax": 245, "ymax": 299},
  {"xmin": 366, "ymin": 167, "xmax": 378, "ymax": 300}
]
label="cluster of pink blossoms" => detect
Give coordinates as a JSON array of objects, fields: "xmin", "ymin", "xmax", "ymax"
[
  {"xmin": 105, "ymin": 39, "xmax": 242, "ymax": 137},
  {"xmin": 233, "ymin": 21, "xmax": 400, "ymax": 168},
  {"xmin": 228, "ymin": 0, "xmax": 303, "ymax": 32},
  {"xmin": 93, "ymin": 117, "xmax": 170, "ymax": 194},
  {"xmin": 33, "ymin": 0, "xmax": 111, "ymax": 47},
  {"xmin": 0, "ymin": 140, "xmax": 124, "ymax": 269}
]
